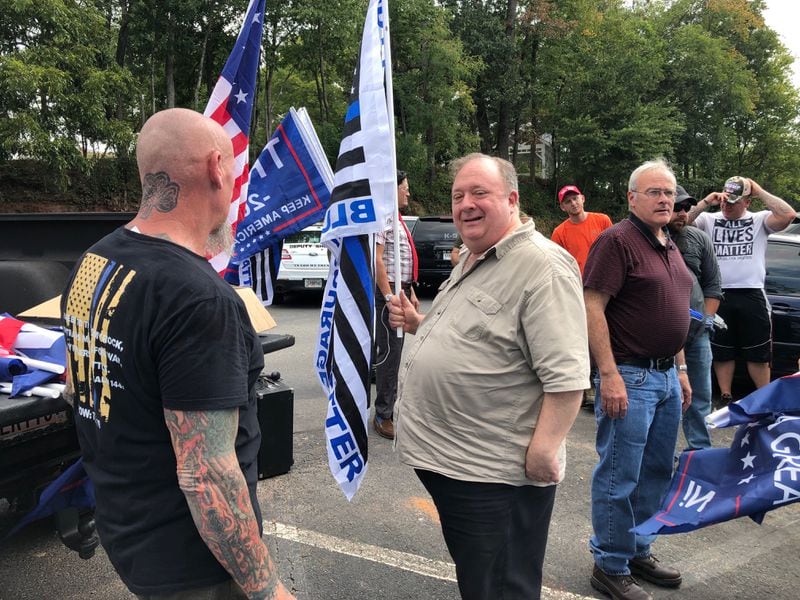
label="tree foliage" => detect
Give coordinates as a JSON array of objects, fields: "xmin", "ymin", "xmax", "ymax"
[{"xmin": 0, "ymin": 0, "xmax": 798, "ymax": 214}]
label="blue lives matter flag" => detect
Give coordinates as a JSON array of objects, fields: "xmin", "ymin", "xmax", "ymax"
[
  {"xmin": 236, "ymin": 246, "xmax": 283, "ymax": 307},
  {"xmin": 634, "ymin": 375, "xmax": 800, "ymax": 535},
  {"xmin": 227, "ymin": 108, "xmax": 333, "ymax": 305},
  {"xmin": 315, "ymin": 0, "xmax": 396, "ymax": 500}
]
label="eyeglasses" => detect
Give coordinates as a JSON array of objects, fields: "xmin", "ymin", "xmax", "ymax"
[
  {"xmin": 673, "ymin": 203, "xmax": 692, "ymax": 213},
  {"xmin": 631, "ymin": 188, "xmax": 676, "ymax": 200}
]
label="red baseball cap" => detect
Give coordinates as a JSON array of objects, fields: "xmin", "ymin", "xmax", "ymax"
[{"xmin": 558, "ymin": 185, "xmax": 582, "ymax": 204}]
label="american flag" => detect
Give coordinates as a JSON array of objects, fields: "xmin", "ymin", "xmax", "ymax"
[
  {"xmin": 203, "ymin": 0, "xmax": 265, "ymax": 275},
  {"xmin": 315, "ymin": 0, "xmax": 396, "ymax": 500}
]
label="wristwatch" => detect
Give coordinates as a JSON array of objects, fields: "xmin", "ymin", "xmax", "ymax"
[{"xmin": 677, "ymin": 364, "xmax": 688, "ymax": 373}]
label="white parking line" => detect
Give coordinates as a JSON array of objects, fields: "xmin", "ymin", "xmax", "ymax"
[{"xmin": 263, "ymin": 521, "xmax": 596, "ymax": 600}]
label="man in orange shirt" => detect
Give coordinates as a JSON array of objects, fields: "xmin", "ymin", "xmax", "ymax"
[
  {"xmin": 551, "ymin": 185, "xmax": 612, "ymax": 275},
  {"xmin": 552, "ymin": 185, "xmax": 612, "ymax": 411}
]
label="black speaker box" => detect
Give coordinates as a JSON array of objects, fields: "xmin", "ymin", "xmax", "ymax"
[{"xmin": 255, "ymin": 376, "xmax": 294, "ymax": 479}]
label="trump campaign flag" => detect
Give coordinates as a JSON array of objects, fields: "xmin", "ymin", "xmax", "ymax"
[
  {"xmin": 634, "ymin": 375, "xmax": 800, "ymax": 535},
  {"xmin": 233, "ymin": 107, "xmax": 333, "ymax": 262},
  {"xmin": 315, "ymin": 0, "xmax": 397, "ymax": 499},
  {"xmin": 203, "ymin": 0, "xmax": 265, "ymax": 276},
  {"xmin": 228, "ymin": 108, "xmax": 334, "ymax": 304}
]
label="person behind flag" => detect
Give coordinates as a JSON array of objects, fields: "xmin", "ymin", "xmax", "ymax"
[
  {"xmin": 373, "ymin": 170, "xmax": 419, "ymax": 440},
  {"xmin": 667, "ymin": 185, "xmax": 723, "ymax": 450},
  {"xmin": 388, "ymin": 153, "xmax": 589, "ymax": 600},
  {"xmin": 583, "ymin": 159, "xmax": 693, "ymax": 600},
  {"xmin": 61, "ymin": 109, "xmax": 294, "ymax": 600}
]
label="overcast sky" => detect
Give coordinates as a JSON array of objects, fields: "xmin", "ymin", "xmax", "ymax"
[{"xmin": 763, "ymin": 0, "xmax": 800, "ymax": 90}]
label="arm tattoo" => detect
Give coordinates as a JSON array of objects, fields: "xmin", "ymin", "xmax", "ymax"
[
  {"xmin": 164, "ymin": 408, "xmax": 282, "ymax": 599},
  {"xmin": 140, "ymin": 172, "xmax": 179, "ymax": 218}
]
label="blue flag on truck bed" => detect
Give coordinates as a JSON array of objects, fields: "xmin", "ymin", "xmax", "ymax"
[
  {"xmin": 634, "ymin": 375, "xmax": 800, "ymax": 535},
  {"xmin": 4, "ymin": 458, "xmax": 95, "ymax": 539}
]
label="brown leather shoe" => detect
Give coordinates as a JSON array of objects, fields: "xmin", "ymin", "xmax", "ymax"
[
  {"xmin": 629, "ymin": 554, "xmax": 681, "ymax": 588},
  {"xmin": 373, "ymin": 416, "xmax": 394, "ymax": 440},
  {"xmin": 591, "ymin": 565, "xmax": 652, "ymax": 600}
]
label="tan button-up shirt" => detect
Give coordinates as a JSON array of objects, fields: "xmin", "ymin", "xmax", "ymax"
[{"xmin": 395, "ymin": 221, "xmax": 589, "ymax": 486}]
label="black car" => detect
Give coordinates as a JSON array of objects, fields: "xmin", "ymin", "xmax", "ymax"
[
  {"xmin": 765, "ymin": 232, "xmax": 800, "ymax": 378},
  {"xmin": 411, "ymin": 216, "xmax": 458, "ymax": 289}
]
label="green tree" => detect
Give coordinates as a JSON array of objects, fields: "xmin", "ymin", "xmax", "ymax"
[
  {"xmin": 536, "ymin": 1, "xmax": 683, "ymax": 208},
  {"xmin": 0, "ymin": 0, "xmax": 137, "ymax": 186},
  {"xmin": 392, "ymin": 0, "xmax": 479, "ymax": 208},
  {"xmin": 660, "ymin": 0, "xmax": 800, "ymax": 198}
]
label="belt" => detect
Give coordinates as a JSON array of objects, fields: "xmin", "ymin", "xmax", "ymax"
[{"xmin": 621, "ymin": 357, "xmax": 675, "ymax": 371}]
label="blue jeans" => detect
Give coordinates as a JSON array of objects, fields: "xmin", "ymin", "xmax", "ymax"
[
  {"xmin": 682, "ymin": 332, "xmax": 713, "ymax": 450},
  {"xmin": 589, "ymin": 366, "xmax": 682, "ymax": 575}
]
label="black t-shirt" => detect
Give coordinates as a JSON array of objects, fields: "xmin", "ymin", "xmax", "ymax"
[{"xmin": 61, "ymin": 228, "xmax": 264, "ymax": 595}]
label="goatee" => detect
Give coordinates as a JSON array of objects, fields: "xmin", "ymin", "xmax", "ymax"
[{"xmin": 206, "ymin": 223, "xmax": 235, "ymax": 256}]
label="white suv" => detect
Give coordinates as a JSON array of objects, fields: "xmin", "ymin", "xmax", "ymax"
[{"xmin": 276, "ymin": 224, "xmax": 329, "ymax": 296}]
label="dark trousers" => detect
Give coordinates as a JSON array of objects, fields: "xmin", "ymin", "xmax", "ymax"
[
  {"xmin": 374, "ymin": 288, "xmax": 406, "ymax": 419},
  {"xmin": 416, "ymin": 469, "xmax": 557, "ymax": 600},
  {"xmin": 136, "ymin": 579, "xmax": 247, "ymax": 600}
]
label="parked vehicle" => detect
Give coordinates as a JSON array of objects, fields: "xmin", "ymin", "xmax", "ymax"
[
  {"xmin": 765, "ymin": 231, "xmax": 800, "ymax": 378},
  {"xmin": 410, "ymin": 215, "xmax": 458, "ymax": 289},
  {"xmin": 0, "ymin": 212, "xmax": 296, "ymax": 553},
  {"xmin": 276, "ymin": 224, "xmax": 328, "ymax": 297},
  {"xmin": 0, "ymin": 212, "xmax": 132, "ymax": 554},
  {"xmin": 402, "ymin": 215, "xmax": 418, "ymax": 234}
]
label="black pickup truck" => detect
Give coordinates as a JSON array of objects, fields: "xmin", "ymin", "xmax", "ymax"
[{"xmin": 0, "ymin": 213, "xmax": 295, "ymax": 554}]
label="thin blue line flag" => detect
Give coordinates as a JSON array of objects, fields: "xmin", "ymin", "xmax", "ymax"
[{"xmin": 315, "ymin": 0, "xmax": 395, "ymax": 500}]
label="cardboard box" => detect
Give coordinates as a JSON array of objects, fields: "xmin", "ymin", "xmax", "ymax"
[{"xmin": 18, "ymin": 286, "xmax": 276, "ymax": 333}]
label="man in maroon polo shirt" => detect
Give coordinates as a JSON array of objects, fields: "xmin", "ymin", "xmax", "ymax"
[{"xmin": 583, "ymin": 158, "xmax": 693, "ymax": 600}]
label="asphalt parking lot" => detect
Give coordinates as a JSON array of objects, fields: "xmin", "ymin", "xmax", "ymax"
[{"xmin": 1, "ymin": 295, "xmax": 799, "ymax": 599}]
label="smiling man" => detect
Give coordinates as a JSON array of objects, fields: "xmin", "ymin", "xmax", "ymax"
[
  {"xmin": 583, "ymin": 159, "xmax": 693, "ymax": 600},
  {"xmin": 388, "ymin": 153, "xmax": 589, "ymax": 599}
]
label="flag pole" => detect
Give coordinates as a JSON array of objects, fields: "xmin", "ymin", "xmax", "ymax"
[{"xmin": 382, "ymin": 0, "xmax": 402, "ymax": 337}]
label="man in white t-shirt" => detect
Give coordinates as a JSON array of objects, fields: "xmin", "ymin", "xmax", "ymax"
[{"xmin": 688, "ymin": 177, "xmax": 795, "ymax": 403}]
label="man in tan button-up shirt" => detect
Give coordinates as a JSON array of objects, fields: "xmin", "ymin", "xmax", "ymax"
[{"xmin": 388, "ymin": 153, "xmax": 589, "ymax": 600}]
